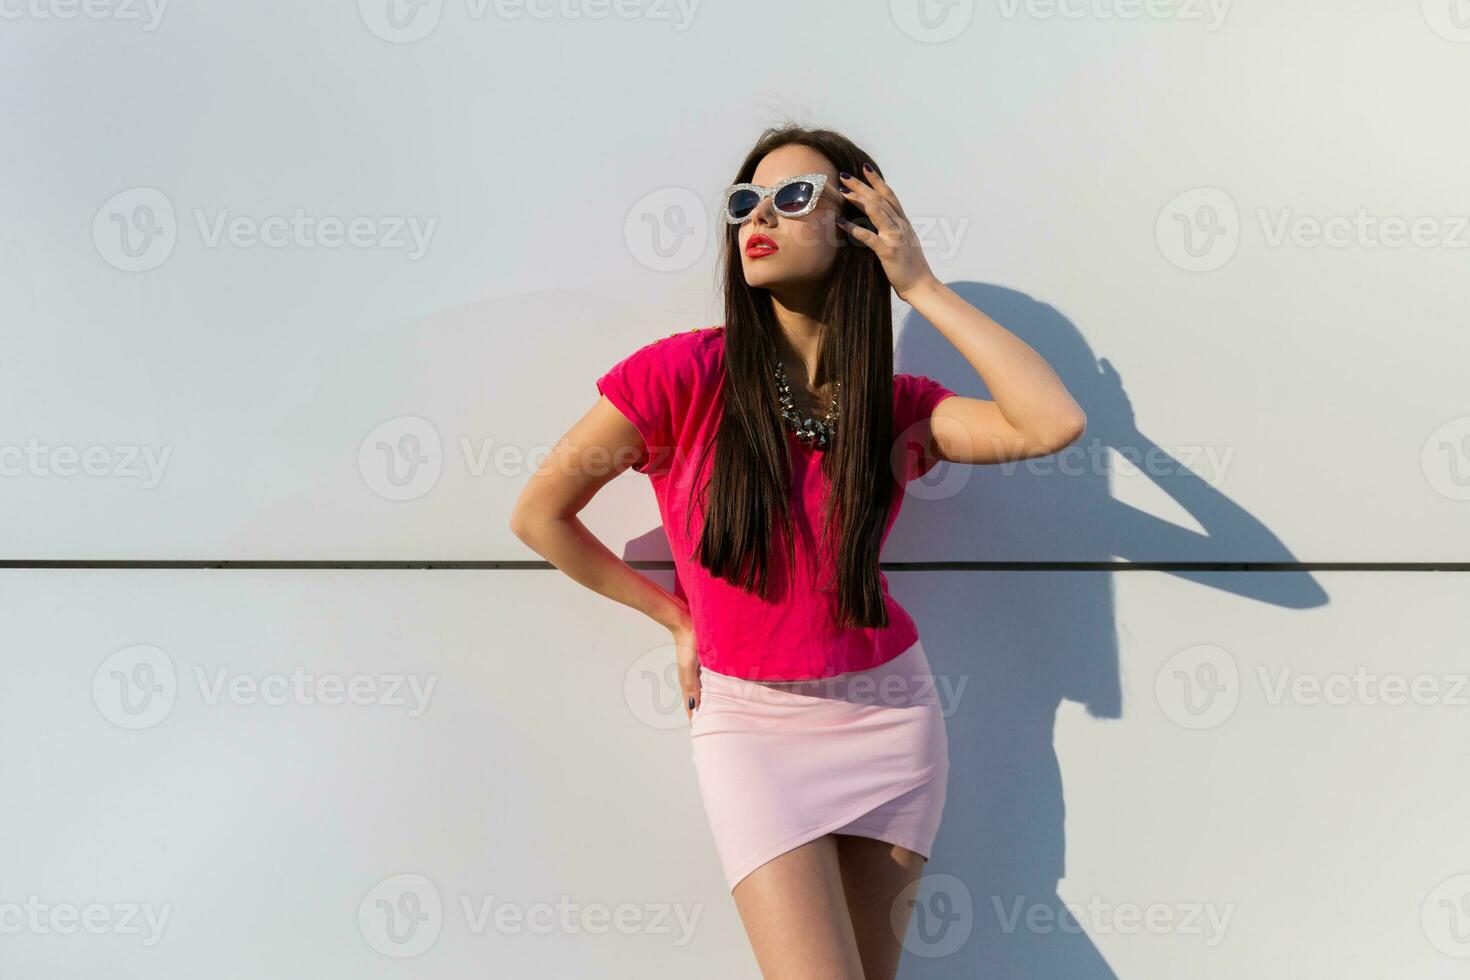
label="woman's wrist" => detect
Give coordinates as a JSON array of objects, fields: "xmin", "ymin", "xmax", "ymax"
[{"xmin": 898, "ymin": 274, "xmax": 946, "ymax": 308}]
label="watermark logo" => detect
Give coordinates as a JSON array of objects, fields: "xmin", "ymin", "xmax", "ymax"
[
  {"xmin": 1155, "ymin": 643, "xmax": 1239, "ymax": 730},
  {"xmin": 1161, "ymin": 187, "xmax": 1470, "ymax": 269},
  {"xmin": 624, "ymin": 187, "xmax": 707, "ymax": 273},
  {"xmin": 890, "ymin": 0, "xmax": 974, "ymax": 43},
  {"xmin": 994, "ymin": 893, "xmax": 1234, "ymax": 946},
  {"xmin": 93, "ymin": 187, "xmax": 437, "ymax": 271},
  {"xmin": 894, "ymin": 873, "xmax": 974, "ymax": 957},
  {"xmin": 1157, "ymin": 647, "xmax": 1469, "ymax": 724},
  {"xmin": 1422, "ymin": 0, "xmax": 1470, "ymax": 42},
  {"xmin": 459, "ymin": 893, "xmax": 703, "ymax": 942},
  {"xmin": 93, "ymin": 187, "xmax": 176, "ymax": 273},
  {"xmin": 1156, "ymin": 187, "xmax": 1239, "ymax": 272},
  {"xmin": 359, "ymin": 0, "xmax": 444, "ymax": 42},
  {"xmin": 896, "ymin": 412, "xmax": 974, "ymax": 501},
  {"xmin": 1421, "ymin": 415, "xmax": 1470, "ymax": 501},
  {"xmin": 1422, "ymin": 873, "xmax": 1470, "ymax": 957},
  {"xmin": 624, "ymin": 644, "xmax": 691, "ymax": 731},
  {"xmin": 359, "ymin": 0, "xmax": 699, "ymax": 42},
  {"xmin": 359, "ymin": 415, "xmax": 444, "ymax": 501},
  {"xmin": 356, "ymin": 420, "xmax": 691, "ymax": 499},
  {"xmin": 360, "ymin": 873, "xmax": 704, "ymax": 950},
  {"xmin": 93, "ymin": 644, "xmax": 178, "ymax": 730},
  {"xmin": 93, "ymin": 644, "xmax": 439, "ymax": 728},
  {"xmin": 359, "ymin": 873, "xmax": 443, "ymax": 957}
]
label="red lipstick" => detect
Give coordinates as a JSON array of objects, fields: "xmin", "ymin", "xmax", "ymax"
[{"xmin": 745, "ymin": 233, "xmax": 779, "ymax": 258}]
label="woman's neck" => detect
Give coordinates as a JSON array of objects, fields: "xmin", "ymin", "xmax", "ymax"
[{"xmin": 768, "ymin": 285, "xmax": 830, "ymax": 393}]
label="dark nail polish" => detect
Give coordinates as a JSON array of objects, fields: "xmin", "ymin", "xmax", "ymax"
[
  {"xmin": 838, "ymin": 185, "xmax": 850, "ymax": 194},
  {"xmin": 839, "ymin": 170, "xmax": 852, "ymax": 180},
  {"xmin": 862, "ymin": 162, "xmax": 874, "ymax": 173},
  {"xmin": 688, "ymin": 696, "xmax": 695, "ymax": 710}
]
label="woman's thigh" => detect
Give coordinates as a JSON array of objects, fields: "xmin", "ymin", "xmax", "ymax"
[
  {"xmin": 730, "ymin": 834, "xmax": 866, "ymax": 980},
  {"xmin": 832, "ymin": 834, "xmax": 929, "ymax": 980}
]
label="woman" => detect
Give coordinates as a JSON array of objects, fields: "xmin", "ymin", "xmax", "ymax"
[{"xmin": 510, "ymin": 124, "xmax": 1085, "ymax": 978}]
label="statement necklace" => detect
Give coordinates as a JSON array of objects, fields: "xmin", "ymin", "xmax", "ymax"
[{"xmin": 772, "ymin": 359, "xmax": 840, "ymax": 450}]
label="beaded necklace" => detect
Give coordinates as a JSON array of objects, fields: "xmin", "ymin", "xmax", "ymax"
[{"xmin": 772, "ymin": 359, "xmax": 840, "ymax": 450}]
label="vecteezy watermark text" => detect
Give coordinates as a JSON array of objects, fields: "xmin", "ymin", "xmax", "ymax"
[
  {"xmin": 357, "ymin": 874, "xmax": 703, "ymax": 957},
  {"xmin": 93, "ymin": 188, "xmax": 437, "ymax": 272},
  {"xmin": 93, "ymin": 644, "xmax": 440, "ymax": 729},
  {"xmin": 0, "ymin": 438, "xmax": 170, "ymax": 487},
  {"xmin": 0, "ymin": 896, "xmax": 172, "ymax": 947},
  {"xmin": 358, "ymin": 0, "xmax": 701, "ymax": 43},
  {"xmin": 0, "ymin": 0, "xmax": 169, "ymax": 30}
]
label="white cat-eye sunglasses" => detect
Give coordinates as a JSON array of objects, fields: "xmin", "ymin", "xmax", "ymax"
[{"xmin": 719, "ymin": 172, "xmax": 835, "ymax": 224}]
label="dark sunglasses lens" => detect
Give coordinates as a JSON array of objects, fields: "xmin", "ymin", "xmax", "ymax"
[
  {"xmin": 773, "ymin": 181, "xmax": 816, "ymax": 214},
  {"xmin": 726, "ymin": 189, "xmax": 760, "ymax": 220}
]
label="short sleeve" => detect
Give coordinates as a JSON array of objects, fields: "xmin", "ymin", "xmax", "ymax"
[
  {"xmin": 596, "ymin": 337, "xmax": 678, "ymax": 475},
  {"xmin": 896, "ymin": 373, "xmax": 958, "ymax": 481}
]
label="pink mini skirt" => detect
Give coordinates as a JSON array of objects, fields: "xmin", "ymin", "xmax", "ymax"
[{"xmin": 688, "ymin": 637, "xmax": 949, "ymax": 892}]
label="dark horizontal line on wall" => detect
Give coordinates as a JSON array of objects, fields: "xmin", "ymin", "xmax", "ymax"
[{"xmin": 2, "ymin": 560, "xmax": 1469, "ymax": 572}]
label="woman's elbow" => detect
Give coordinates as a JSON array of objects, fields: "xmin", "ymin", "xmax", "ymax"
[
  {"xmin": 509, "ymin": 503, "xmax": 552, "ymax": 544},
  {"xmin": 1058, "ymin": 412, "xmax": 1087, "ymax": 447},
  {"xmin": 1035, "ymin": 413, "xmax": 1086, "ymax": 456}
]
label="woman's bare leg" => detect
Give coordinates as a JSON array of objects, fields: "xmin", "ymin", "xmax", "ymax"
[
  {"xmin": 730, "ymin": 834, "xmax": 867, "ymax": 979},
  {"xmin": 832, "ymin": 834, "xmax": 929, "ymax": 980}
]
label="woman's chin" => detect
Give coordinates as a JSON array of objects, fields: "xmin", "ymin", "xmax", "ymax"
[
  {"xmin": 748, "ymin": 259, "xmax": 814, "ymax": 284},
  {"xmin": 742, "ymin": 264, "xmax": 780, "ymax": 288}
]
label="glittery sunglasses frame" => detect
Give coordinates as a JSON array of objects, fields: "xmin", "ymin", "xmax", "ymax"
[{"xmin": 719, "ymin": 172, "xmax": 834, "ymax": 224}]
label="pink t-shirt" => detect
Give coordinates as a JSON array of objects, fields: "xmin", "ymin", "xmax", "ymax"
[{"xmin": 596, "ymin": 325, "xmax": 957, "ymax": 681}]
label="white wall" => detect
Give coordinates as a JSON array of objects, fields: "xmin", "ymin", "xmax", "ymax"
[{"xmin": 3, "ymin": 1, "xmax": 1469, "ymax": 976}]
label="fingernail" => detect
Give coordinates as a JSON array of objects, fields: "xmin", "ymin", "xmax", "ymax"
[
  {"xmin": 862, "ymin": 162, "xmax": 874, "ymax": 173},
  {"xmin": 838, "ymin": 184, "xmax": 850, "ymax": 194},
  {"xmin": 688, "ymin": 696, "xmax": 695, "ymax": 710},
  {"xmin": 839, "ymin": 170, "xmax": 852, "ymax": 180}
]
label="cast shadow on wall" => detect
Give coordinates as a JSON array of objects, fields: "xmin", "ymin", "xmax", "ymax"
[{"xmin": 892, "ymin": 280, "xmax": 1327, "ymax": 979}]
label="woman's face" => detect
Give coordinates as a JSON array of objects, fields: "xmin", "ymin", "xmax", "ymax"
[{"xmin": 735, "ymin": 143, "xmax": 847, "ymax": 292}]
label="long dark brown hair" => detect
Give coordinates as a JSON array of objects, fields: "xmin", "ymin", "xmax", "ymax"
[{"xmin": 683, "ymin": 124, "xmax": 899, "ymax": 630}]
